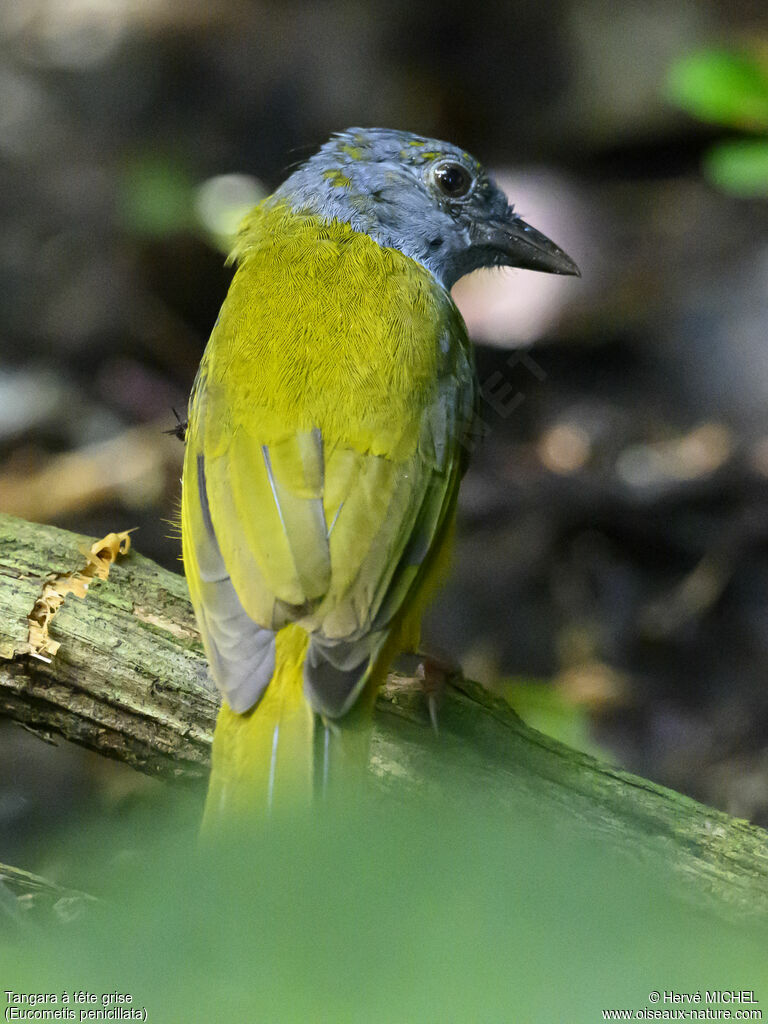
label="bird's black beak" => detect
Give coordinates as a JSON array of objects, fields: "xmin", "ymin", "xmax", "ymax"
[{"xmin": 479, "ymin": 215, "xmax": 581, "ymax": 277}]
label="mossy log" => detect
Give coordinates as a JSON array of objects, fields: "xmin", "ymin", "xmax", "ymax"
[{"xmin": 1, "ymin": 512, "xmax": 767, "ymax": 921}]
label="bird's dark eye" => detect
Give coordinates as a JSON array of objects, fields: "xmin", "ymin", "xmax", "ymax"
[{"xmin": 432, "ymin": 161, "xmax": 473, "ymax": 199}]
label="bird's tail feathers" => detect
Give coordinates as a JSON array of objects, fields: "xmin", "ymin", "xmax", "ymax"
[{"xmin": 202, "ymin": 624, "xmax": 314, "ymax": 833}]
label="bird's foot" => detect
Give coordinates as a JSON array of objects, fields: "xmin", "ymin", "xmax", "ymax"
[{"xmin": 415, "ymin": 651, "xmax": 461, "ymax": 735}]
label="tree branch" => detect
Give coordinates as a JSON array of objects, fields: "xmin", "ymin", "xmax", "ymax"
[
  {"xmin": 1, "ymin": 512, "xmax": 767, "ymax": 920},
  {"xmin": 0, "ymin": 861, "xmax": 96, "ymax": 927}
]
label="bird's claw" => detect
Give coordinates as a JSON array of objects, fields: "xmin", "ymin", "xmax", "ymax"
[{"xmin": 417, "ymin": 652, "xmax": 460, "ymax": 736}]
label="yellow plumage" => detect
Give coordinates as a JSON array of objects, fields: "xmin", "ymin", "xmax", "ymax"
[
  {"xmin": 202, "ymin": 625, "xmax": 313, "ymax": 825},
  {"xmin": 181, "ymin": 127, "xmax": 577, "ymax": 827},
  {"xmin": 182, "ymin": 201, "xmax": 473, "ymax": 825}
]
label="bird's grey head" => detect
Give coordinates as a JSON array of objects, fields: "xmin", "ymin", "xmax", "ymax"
[{"xmin": 275, "ymin": 127, "xmax": 579, "ymax": 289}]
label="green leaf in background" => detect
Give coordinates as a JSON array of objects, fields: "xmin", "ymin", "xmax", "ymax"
[
  {"xmin": 504, "ymin": 678, "xmax": 609, "ymax": 760},
  {"xmin": 666, "ymin": 50, "xmax": 768, "ymax": 131},
  {"xmin": 118, "ymin": 153, "xmax": 197, "ymax": 237},
  {"xmin": 704, "ymin": 138, "xmax": 768, "ymax": 196}
]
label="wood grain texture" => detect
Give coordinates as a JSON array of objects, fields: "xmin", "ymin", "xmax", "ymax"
[{"xmin": 1, "ymin": 512, "xmax": 767, "ymax": 920}]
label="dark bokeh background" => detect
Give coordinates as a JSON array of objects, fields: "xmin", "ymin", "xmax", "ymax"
[{"xmin": 2, "ymin": 0, "xmax": 768, "ymax": 857}]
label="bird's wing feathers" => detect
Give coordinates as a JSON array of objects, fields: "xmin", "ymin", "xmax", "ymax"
[
  {"xmin": 185, "ymin": 393, "xmax": 462, "ymax": 706},
  {"xmin": 182, "ymin": 220, "xmax": 474, "ymax": 716},
  {"xmin": 317, "ymin": 441, "xmax": 434, "ymax": 639},
  {"xmin": 207, "ymin": 426, "xmax": 330, "ymax": 617},
  {"xmin": 181, "ymin": 446, "xmax": 277, "ymax": 713},
  {"xmin": 184, "ymin": 375, "xmax": 468, "ymax": 716}
]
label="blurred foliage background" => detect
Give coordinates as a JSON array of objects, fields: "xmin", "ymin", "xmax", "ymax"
[
  {"xmin": 2, "ymin": 0, "xmax": 768, "ymax": 880},
  {"xmin": 4, "ymin": 796, "xmax": 768, "ymax": 1021}
]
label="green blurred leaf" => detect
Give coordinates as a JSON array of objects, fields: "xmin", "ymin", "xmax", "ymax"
[
  {"xmin": 666, "ymin": 50, "xmax": 768, "ymax": 131},
  {"xmin": 3, "ymin": 796, "xmax": 768, "ymax": 1022},
  {"xmin": 704, "ymin": 138, "xmax": 768, "ymax": 195},
  {"xmin": 119, "ymin": 154, "xmax": 196, "ymax": 237},
  {"xmin": 504, "ymin": 678, "xmax": 610, "ymax": 758}
]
